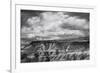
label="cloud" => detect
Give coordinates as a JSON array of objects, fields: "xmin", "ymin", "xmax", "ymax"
[
  {"xmin": 21, "ymin": 11, "xmax": 89, "ymax": 40},
  {"xmin": 62, "ymin": 16, "xmax": 89, "ymax": 30}
]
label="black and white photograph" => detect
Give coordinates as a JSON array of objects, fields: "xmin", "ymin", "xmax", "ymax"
[{"xmin": 21, "ymin": 10, "xmax": 90, "ymax": 63}]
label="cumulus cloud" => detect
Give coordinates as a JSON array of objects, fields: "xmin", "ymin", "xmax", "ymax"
[
  {"xmin": 21, "ymin": 11, "xmax": 89, "ymax": 40},
  {"xmin": 62, "ymin": 16, "xmax": 89, "ymax": 30}
]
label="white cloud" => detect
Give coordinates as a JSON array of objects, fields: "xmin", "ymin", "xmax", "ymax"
[
  {"xmin": 27, "ymin": 16, "xmax": 40, "ymax": 26},
  {"xmin": 63, "ymin": 16, "xmax": 89, "ymax": 29},
  {"xmin": 21, "ymin": 12, "xmax": 89, "ymax": 39}
]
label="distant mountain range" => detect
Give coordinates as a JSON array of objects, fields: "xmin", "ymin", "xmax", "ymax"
[{"xmin": 21, "ymin": 36, "xmax": 89, "ymax": 43}]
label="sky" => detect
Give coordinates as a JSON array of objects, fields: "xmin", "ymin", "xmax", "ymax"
[{"xmin": 21, "ymin": 10, "xmax": 89, "ymax": 40}]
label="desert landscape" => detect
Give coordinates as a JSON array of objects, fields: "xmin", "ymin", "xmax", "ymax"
[
  {"xmin": 21, "ymin": 37, "xmax": 89, "ymax": 63},
  {"xmin": 21, "ymin": 10, "xmax": 90, "ymax": 63}
]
